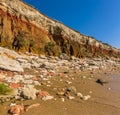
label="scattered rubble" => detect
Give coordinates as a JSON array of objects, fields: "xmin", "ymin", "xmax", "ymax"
[{"xmin": 0, "ymin": 47, "xmax": 120, "ymax": 114}]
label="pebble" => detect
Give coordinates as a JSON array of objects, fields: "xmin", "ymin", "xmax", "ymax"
[
  {"xmin": 61, "ymin": 98, "xmax": 65, "ymax": 102},
  {"xmin": 81, "ymin": 95, "xmax": 91, "ymax": 101},
  {"xmin": 66, "ymin": 80, "xmax": 72, "ymax": 84},
  {"xmin": 67, "ymin": 86, "xmax": 77, "ymax": 93},
  {"xmin": 108, "ymin": 87, "xmax": 111, "ymax": 90},
  {"xmin": 68, "ymin": 96, "xmax": 75, "ymax": 100},
  {"xmin": 76, "ymin": 92, "xmax": 83, "ymax": 97},
  {"xmin": 42, "ymin": 96, "xmax": 54, "ymax": 101}
]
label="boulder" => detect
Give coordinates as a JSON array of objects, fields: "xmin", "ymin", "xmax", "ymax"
[
  {"xmin": 20, "ymin": 85, "xmax": 37, "ymax": 100},
  {"xmin": 0, "ymin": 55, "xmax": 24, "ymax": 72}
]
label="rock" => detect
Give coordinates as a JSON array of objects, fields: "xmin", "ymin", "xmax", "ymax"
[
  {"xmin": 81, "ymin": 95, "xmax": 91, "ymax": 101},
  {"xmin": 66, "ymin": 80, "xmax": 72, "ymax": 84},
  {"xmin": 37, "ymin": 91, "xmax": 50, "ymax": 98},
  {"xmin": 76, "ymin": 92, "xmax": 83, "ymax": 97},
  {"xmin": 89, "ymin": 91, "xmax": 92, "ymax": 94},
  {"xmin": 0, "ymin": 74, "xmax": 6, "ymax": 79},
  {"xmin": 67, "ymin": 86, "xmax": 77, "ymax": 93},
  {"xmin": 81, "ymin": 76, "xmax": 86, "ymax": 79},
  {"xmin": 25, "ymin": 103, "xmax": 40, "ymax": 112},
  {"xmin": 68, "ymin": 96, "xmax": 75, "ymax": 100},
  {"xmin": 33, "ymin": 81, "xmax": 41, "ymax": 86},
  {"xmin": 9, "ymin": 83, "xmax": 23, "ymax": 89},
  {"xmin": 42, "ymin": 95, "xmax": 54, "ymax": 101},
  {"xmin": 23, "ymin": 80, "xmax": 33, "ymax": 84},
  {"xmin": 61, "ymin": 98, "xmax": 65, "ymax": 102},
  {"xmin": 108, "ymin": 87, "xmax": 111, "ymax": 90},
  {"xmin": 57, "ymin": 91, "xmax": 65, "ymax": 96},
  {"xmin": 0, "ymin": 55, "xmax": 24, "ymax": 72},
  {"xmin": 24, "ymin": 75, "xmax": 34, "ymax": 79},
  {"xmin": 10, "ymin": 103, "xmax": 16, "ymax": 107},
  {"xmin": 15, "ymin": 95, "xmax": 22, "ymax": 100},
  {"xmin": 59, "ymin": 53, "xmax": 70, "ymax": 60},
  {"xmin": 41, "ymin": 81, "xmax": 47, "ymax": 85},
  {"xmin": 96, "ymin": 79, "xmax": 108, "ymax": 85},
  {"xmin": 5, "ymin": 75, "xmax": 24, "ymax": 83},
  {"xmin": 9, "ymin": 105, "xmax": 24, "ymax": 115},
  {"xmin": 21, "ymin": 85, "xmax": 37, "ymax": 100}
]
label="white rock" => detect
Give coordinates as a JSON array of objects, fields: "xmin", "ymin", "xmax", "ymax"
[
  {"xmin": 61, "ymin": 98, "xmax": 65, "ymax": 102},
  {"xmin": 66, "ymin": 80, "xmax": 72, "ymax": 84},
  {"xmin": 42, "ymin": 96, "xmax": 54, "ymax": 101},
  {"xmin": 21, "ymin": 85, "xmax": 37, "ymax": 100},
  {"xmin": 10, "ymin": 103, "xmax": 16, "ymax": 107},
  {"xmin": 23, "ymin": 80, "xmax": 33, "ymax": 84},
  {"xmin": 33, "ymin": 81, "xmax": 41, "ymax": 86},
  {"xmin": 82, "ymin": 76, "xmax": 86, "ymax": 79},
  {"xmin": 76, "ymin": 93, "xmax": 83, "ymax": 97},
  {"xmin": 68, "ymin": 96, "xmax": 75, "ymax": 100},
  {"xmin": 89, "ymin": 91, "xmax": 92, "ymax": 94},
  {"xmin": 82, "ymin": 95, "xmax": 91, "ymax": 101},
  {"xmin": 108, "ymin": 87, "xmax": 111, "ymax": 90},
  {"xmin": 0, "ymin": 55, "xmax": 24, "ymax": 72}
]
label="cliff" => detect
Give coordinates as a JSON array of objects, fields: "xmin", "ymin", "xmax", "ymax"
[{"xmin": 0, "ymin": 0, "xmax": 120, "ymax": 58}]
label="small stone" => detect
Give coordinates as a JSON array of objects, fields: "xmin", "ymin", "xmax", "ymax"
[
  {"xmin": 37, "ymin": 91, "xmax": 50, "ymax": 98},
  {"xmin": 15, "ymin": 96, "xmax": 21, "ymax": 100},
  {"xmin": 57, "ymin": 91, "xmax": 65, "ymax": 96},
  {"xmin": 33, "ymin": 81, "xmax": 41, "ymax": 86},
  {"xmin": 66, "ymin": 81, "xmax": 72, "ymax": 84},
  {"xmin": 82, "ymin": 76, "xmax": 86, "ymax": 79},
  {"xmin": 68, "ymin": 96, "xmax": 75, "ymax": 100},
  {"xmin": 76, "ymin": 92, "xmax": 83, "ymax": 97},
  {"xmin": 41, "ymin": 81, "xmax": 47, "ymax": 85},
  {"xmin": 46, "ymin": 85, "xmax": 51, "ymax": 87},
  {"xmin": 96, "ymin": 79, "xmax": 108, "ymax": 86},
  {"xmin": 108, "ymin": 87, "xmax": 111, "ymax": 90},
  {"xmin": 89, "ymin": 91, "xmax": 92, "ymax": 94},
  {"xmin": 9, "ymin": 83, "xmax": 22, "ymax": 89},
  {"xmin": 10, "ymin": 103, "xmax": 16, "ymax": 107},
  {"xmin": 9, "ymin": 105, "xmax": 24, "ymax": 115},
  {"xmin": 81, "ymin": 95, "xmax": 91, "ymax": 101},
  {"xmin": 42, "ymin": 95, "xmax": 54, "ymax": 101},
  {"xmin": 61, "ymin": 98, "xmax": 65, "ymax": 102},
  {"xmin": 67, "ymin": 86, "xmax": 77, "ymax": 93}
]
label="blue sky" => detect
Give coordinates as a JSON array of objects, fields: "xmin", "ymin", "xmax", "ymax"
[{"xmin": 23, "ymin": 0, "xmax": 120, "ymax": 48}]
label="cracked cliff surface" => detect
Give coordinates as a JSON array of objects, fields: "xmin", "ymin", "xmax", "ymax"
[{"xmin": 0, "ymin": 0, "xmax": 120, "ymax": 58}]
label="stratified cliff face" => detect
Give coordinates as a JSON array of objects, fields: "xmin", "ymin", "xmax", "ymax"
[{"xmin": 0, "ymin": 0, "xmax": 120, "ymax": 58}]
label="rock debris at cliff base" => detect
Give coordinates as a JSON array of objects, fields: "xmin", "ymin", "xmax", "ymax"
[{"xmin": 0, "ymin": 47, "xmax": 120, "ymax": 114}]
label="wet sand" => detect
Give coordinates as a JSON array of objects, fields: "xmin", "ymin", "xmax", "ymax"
[{"xmin": 0, "ymin": 68, "xmax": 120, "ymax": 115}]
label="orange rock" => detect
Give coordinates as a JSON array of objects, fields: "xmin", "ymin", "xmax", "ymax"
[
  {"xmin": 36, "ymin": 91, "xmax": 50, "ymax": 98},
  {"xmin": 9, "ymin": 83, "xmax": 23, "ymax": 89},
  {"xmin": 25, "ymin": 103, "xmax": 40, "ymax": 112},
  {"xmin": 47, "ymin": 72, "xmax": 55, "ymax": 76},
  {"xmin": 0, "ymin": 78, "xmax": 4, "ymax": 82},
  {"xmin": 32, "ymin": 77, "xmax": 38, "ymax": 81},
  {"xmin": 10, "ymin": 105, "xmax": 24, "ymax": 115}
]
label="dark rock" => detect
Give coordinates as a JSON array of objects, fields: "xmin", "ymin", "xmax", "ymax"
[{"xmin": 96, "ymin": 79, "xmax": 108, "ymax": 86}]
